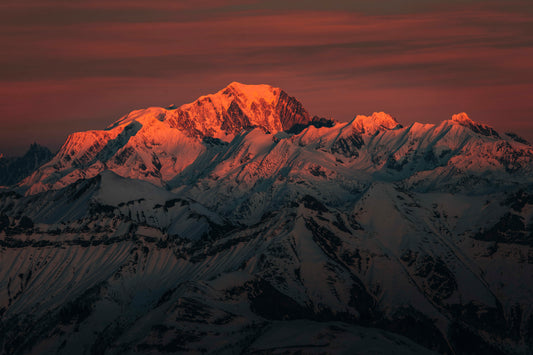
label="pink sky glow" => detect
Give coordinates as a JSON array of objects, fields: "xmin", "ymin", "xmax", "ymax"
[{"xmin": 0, "ymin": 0, "xmax": 532, "ymax": 154}]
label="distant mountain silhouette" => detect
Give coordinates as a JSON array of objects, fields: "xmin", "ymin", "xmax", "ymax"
[{"xmin": 0, "ymin": 143, "xmax": 53, "ymax": 186}]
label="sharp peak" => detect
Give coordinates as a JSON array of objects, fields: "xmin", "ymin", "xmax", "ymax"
[
  {"xmin": 357, "ymin": 111, "xmax": 399, "ymax": 123},
  {"xmin": 107, "ymin": 82, "xmax": 307, "ymax": 133},
  {"xmin": 185, "ymin": 82, "xmax": 287, "ymax": 107},
  {"xmin": 225, "ymin": 81, "xmax": 279, "ymax": 90},
  {"xmin": 449, "ymin": 112, "xmax": 501, "ymax": 138},
  {"xmin": 218, "ymin": 81, "xmax": 284, "ymax": 98},
  {"xmin": 449, "ymin": 112, "xmax": 491, "ymax": 129},
  {"xmin": 451, "ymin": 112, "xmax": 475, "ymax": 124},
  {"xmin": 351, "ymin": 112, "xmax": 401, "ymax": 134}
]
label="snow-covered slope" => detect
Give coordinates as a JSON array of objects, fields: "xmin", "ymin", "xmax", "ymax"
[
  {"xmin": 1, "ymin": 83, "xmax": 533, "ymax": 354},
  {"xmin": 20, "ymin": 82, "xmax": 310, "ymax": 194}
]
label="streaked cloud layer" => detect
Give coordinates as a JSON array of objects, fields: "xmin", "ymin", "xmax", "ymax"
[{"xmin": 1, "ymin": 0, "xmax": 532, "ymax": 154}]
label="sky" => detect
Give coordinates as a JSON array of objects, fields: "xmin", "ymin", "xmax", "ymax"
[{"xmin": 1, "ymin": 0, "xmax": 532, "ymax": 155}]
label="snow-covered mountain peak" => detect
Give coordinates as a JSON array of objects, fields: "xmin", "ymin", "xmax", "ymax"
[
  {"xmin": 187, "ymin": 82, "xmax": 280, "ymax": 131},
  {"xmin": 451, "ymin": 112, "xmax": 473, "ymax": 125},
  {"xmin": 450, "ymin": 112, "xmax": 500, "ymax": 138},
  {"xmin": 223, "ymin": 81, "xmax": 280, "ymax": 101},
  {"xmin": 351, "ymin": 112, "xmax": 401, "ymax": 135},
  {"xmin": 17, "ymin": 85, "xmax": 533, "ymax": 197},
  {"xmin": 170, "ymin": 82, "xmax": 310, "ymax": 137},
  {"xmin": 194, "ymin": 82, "xmax": 280, "ymax": 114},
  {"xmin": 106, "ymin": 82, "xmax": 309, "ymax": 138},
  {"xmin": 3, "ymin": 84, "xmax": 533, "ymax": 355},
  {"xmin": 17, "ymin": 83, "xmax": 312, "ymax": 194}
]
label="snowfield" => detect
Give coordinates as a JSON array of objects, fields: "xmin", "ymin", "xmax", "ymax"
[{"xmin": 1, "ymin": 83, "xmax": 532, "ymax": 354}]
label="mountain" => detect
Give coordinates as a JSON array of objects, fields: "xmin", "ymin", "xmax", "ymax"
[
  {"xmin": 1, "ymin": 83, "xmax": 532, "ymax": 354},
  {"xmin": 0, "ymin": 143, "xmax": 53, "ymax": 187},
  {"xmin": 21, "ymin": 82, "xmax": 310, "ymax": 195}
]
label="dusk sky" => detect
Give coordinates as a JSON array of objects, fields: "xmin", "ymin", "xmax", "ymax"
[{"xmin": 1, "ymin": 0, "xmax": 532, "ymax": 155}]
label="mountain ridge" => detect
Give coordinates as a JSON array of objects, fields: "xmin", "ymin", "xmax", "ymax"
[
  {"xmin": 1, "ymin": 83, "xmax": 532, "ymax": 354},
  {"xmin": 18, "ymin": 83, "xmax": 533, "ymax": 196}
]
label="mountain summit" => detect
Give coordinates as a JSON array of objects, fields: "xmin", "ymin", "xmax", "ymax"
[
  {"xmin": 2, "ymin": 83, "xmax": 533, "ymax": 354},
  {"xmin": 351, "ymin": 112, "xmax": 401, "ymax": 135},
  {"xmin": 110, "ymin": 82, "xmax": 310, "ymax": 136},
  {"xmin": 22, "ymin": 83, "xmax": 310, "ymax": 193},
  {"xmin": 450, "ymin": 112, "xmax": 500, "ymax": 137},
  {"xmin": 19, "ymin": 83, "xmax": 532, "ymax": 196}
]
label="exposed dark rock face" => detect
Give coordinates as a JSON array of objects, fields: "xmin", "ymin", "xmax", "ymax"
[
  {"xmin": 95, "ymin": 121, "xmax": 142, "ymax": 164},
  {"xmin": 331, "ymin": 134, "xmax": 364, "ymax": 158},
  {"xmin": 286, "ymin": 116, "xmax": 335, "ymax": 134},
  {"xmin": 166, "ymin": 110, "xmax": 204, "ymax": 138},
  {"xmin": 221, "ymin": 100, "xmax": 252, "ymax": 134},
  {"xmin": 505, "ymin": 132, "xmax": 530, "ymax": 145},
  {"xmin": 474, "ymin": 213, "xmax": 532, "ymax": 245},
  {"xmin": 276, "ymin": 90, "xmax": 310, "ymax": 130},
  {"xmin": 453, "ymin": 113, "xmax": 501, "ymax": 138},
  {"xmin": 466, "ymin": 122, "xmax": 501, "ymax": 138},
  {"xmin": 401, "ymin": 251, "xmax": 458, "ymax": 303}
]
